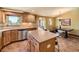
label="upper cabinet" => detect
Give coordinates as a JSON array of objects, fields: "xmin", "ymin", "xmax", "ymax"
[
  {"xmin": 27, "ymin": 15, "xmax": 35, "ymax": 23},
  {"xmin": 0, "ymin": 10, "xmax": 4, "ymax": 24},
  {"xmin": 23, "ymin": 13, "xmax": 36, "ymax": 23}
]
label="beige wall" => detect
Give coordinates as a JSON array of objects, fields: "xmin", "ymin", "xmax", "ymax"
[
  {"xmin": 55, "ymin": 8, "xmax": 79, "ymax": 30},
  {"xmin": 36, "ymin": 16, "xmax": 56, "ymax": 31}
]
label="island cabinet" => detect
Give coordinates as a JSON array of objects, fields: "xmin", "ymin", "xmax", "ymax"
[
  {"xmin": 27, "ymin": 28, "xmax": 57, "ymax": 52},
  {"xmin": 27, "ymin": 34, "xmax": 39, "ymax": 52},
  {"xmin": 2, "ymin": 30, "xmax": 18, "ymax": 46}
]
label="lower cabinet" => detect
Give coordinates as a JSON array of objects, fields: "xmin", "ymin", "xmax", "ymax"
[
  {"xmin": 3, "ymin": 31, "xmax": 11, "ymax": 46},
  {"xmin": 0, "ymin": 29, "xmax": 27, "ymax": 50},
  {"xmin": 30, "ymin": 39, "xmax": 39, "ymax": 52},
  {"xmin": 0, "ymin": 32, "xmax": 2, "ymax": 49},
  {"xmin": 3, "ymin": 30, "xmax": 18, "ymax": 46},
  {"xmin": 11, "ymin": 30, "xmax": 18, "ymax": 42}
]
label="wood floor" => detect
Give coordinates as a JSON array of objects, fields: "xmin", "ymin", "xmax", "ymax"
[
  {"xmin": 1, "ymin": 40, "xmax": 30, "ymax": 52},
  {"xmin": 57, "ymin": 37, "xmax": 79, "ymax": 52},
  {"xmin": 1, "ymin": 37, "xmax": 79, "ymax": 52}
]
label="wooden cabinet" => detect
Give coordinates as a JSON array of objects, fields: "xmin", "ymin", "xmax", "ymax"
[
  {"xmin": 30, "ymin": 38, "xmax": 55, "ymax": 52},
  {"xmin": 22, "ymin": 13, "xmax": 28, "ymax": 23},
  {"xmin": 11, "ymin": 30, "xmax": 18, "ymax": 42},
  {"xmin": 39, "ymin": 38, "xmax": 55, "ymax": 52},
  {"xmin": 0, "ymin": 32, "xmax": 3, "ymax": 49},
  {"xmin": 28, "ymin": 35, "xmax": 39, "ymax": 52},
  {"xmin": 27, "ymin": 33, "xmax": 55, "ymax": 52},
  {"xmin": 3, "ymin": 30, "xmax": 18, "ymax": 46},
  {"xmin": 3, "ymin": 30, "xmax": 11, "ymax": 46},
  {"xmin": 23, "ymin": 13, "xmax": 35, "ymax": 23},
  {"xmin": 30, "ymin": 39, "xmax": 39, "ymax": 52},
  {"xmin": 27, "ymin": 34, "xmax": 31, "ymax": 51},
  {"xmin": 0, "ymin": 10, "xmax": 4, "ymax": 23}
]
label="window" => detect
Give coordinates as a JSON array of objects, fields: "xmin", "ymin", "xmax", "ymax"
[
  {"xmin": 42, "ymin": 17, "xmax": 46, "ymax": 29},
  {"xmin": 6, "ymin": 15, "xmax": 22, "ymax": 26},
  {"xmin": 39, "ymin": 17, "xmax": 43, "ymax": 27},
  {"xmin": 48, "ymin": 18, "xmax": 52, "ymax": 25},
  {"xmin": 38, "ymin": 17, "xmax": 46, "ymax": 29}
]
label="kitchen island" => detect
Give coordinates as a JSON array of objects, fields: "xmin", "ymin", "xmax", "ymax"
[{"xmin": 27, "ymin": 28, "xmax": 57, "ymax": 52}]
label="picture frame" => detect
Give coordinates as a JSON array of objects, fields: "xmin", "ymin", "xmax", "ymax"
[{"xmin": 61, "ymin": 18, "xmax": 71, "ymax": 26}]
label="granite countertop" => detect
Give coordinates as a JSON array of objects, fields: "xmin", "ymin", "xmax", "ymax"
[
  {"xmin": 0, "ymin": 23, "xmax": 37, "ymax": 32},
  {"xmin": 28, "ymin": 28, "xmax": 57, "ymax": 43}
]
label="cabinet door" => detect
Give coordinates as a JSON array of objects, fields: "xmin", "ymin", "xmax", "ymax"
[
  {"xmin": 33, "ymin": 40, "xmax": 39, "ymax": 52},
  {"xmin": 3, "ymin": 30, "xmax": 18, "ymax": 46},
  {"xmin": 27, "ymin": 33, "xmax": 39, "ymax": 52},
  {"xmin": 39, "ymin": 38, "xmax": 55, "ymax": 52},
  {"xmin": 30, "ymin": 40, "xmax": 35, "ymax": 52},
  {"xmin": 11, "ymin": 30, "xmax": 18, "ymax": 42},
  {"xmin": 0, "ymin": 10, "xmax": 3, "ymax": 23},
  {"xmin": 0, "ymin": 32, "xmax": 2, "ymax": 49},
  {"xmin": 27, "ymin": 33, "xmax": 32, "ymax": 52},
  {"xmin": 30, "ymin": 39, "xmax": 39, "ymax": 52},
  {"xmin": 3, "ymin": 31, "xmax": 11, "ymax": 46},
  {"xmin": 27, "ymin": 34, "xmax": 35, "ymax": 52},
  {"xmin": 22, "ymin": 13, "xmax": 28, "ymax": 23}
]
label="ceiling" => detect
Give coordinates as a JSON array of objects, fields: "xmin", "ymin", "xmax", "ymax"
[{"xmin": 3, "ymin": 7, "xmax": 75, "ymax": 17}]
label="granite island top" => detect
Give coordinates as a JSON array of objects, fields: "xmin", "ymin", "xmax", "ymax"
[{"xmin": 28, "ymin": 28, "xmax": 57, "ymax": 43}]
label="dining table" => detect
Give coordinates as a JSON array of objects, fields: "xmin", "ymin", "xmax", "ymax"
[{"xmin": 58, "ymin": 28, "xmax": 73, "ymax": 38}]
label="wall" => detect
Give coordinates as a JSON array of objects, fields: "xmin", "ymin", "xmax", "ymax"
[
  {"xmin": 36, "ymin": 16, "xmax": 56, "ymax": 31},
  {"xmin": 55, "ymin": 8, "xmax": 79, "ymax": 30}
]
